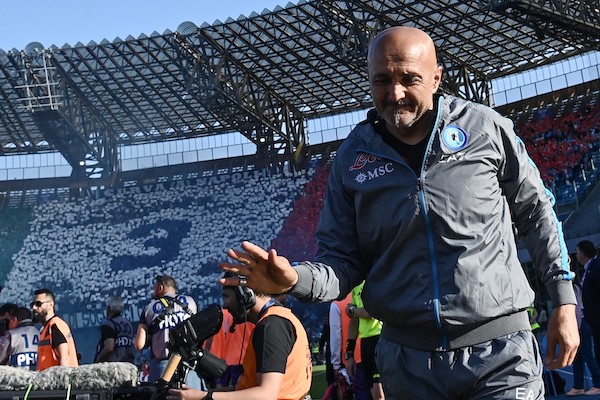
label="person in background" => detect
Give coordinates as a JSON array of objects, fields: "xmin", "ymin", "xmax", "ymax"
[
  {"xmin": 527, "ymin": 303, "xmax": 541, "ymax": 337},
  {"xmin": 565, "ymin": 276, "xmax": 600, "ymax": 396},
  {"xmin": 207, "ymin": 310, "xmax": 254, "ymax": 388},
  {"xmin": 577, "ymin": 241, "xmax": 600, "ymax": 396},
  {"xmin": 0, "ymin": 303, "xmax": 18, "ymax": 333},
  {"xmin": 329, "ymin": 291, "xmax": 370, "ymax": 400},
  {"xmin": 94, "ymin": 296, "xmax": 135, "ymax": 363},
  {"xmin": 0, "ymin": 306, "xmax": 39, "ymax": 369},
  {"xmin": 345, "ymin": 281, "xmax": 384, "ymax": 399},
  {"xmin": 140, "ymin": 359, "xmax": 150, "ymax": 382},
  {"xmin": 134, "ymin": 274, "xmax": 203, "ymax": 388},
  {"xmin": 220, "ymin": 25, "xmax": 578, "ymax": 400},
  {"xmin": 32, "ymin": 288, "xmax": 78, "ymax": 370}
]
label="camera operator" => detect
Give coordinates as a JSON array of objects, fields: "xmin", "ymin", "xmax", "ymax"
[
  {"xmin": 167, "ymin": 273, "xmax": 312, "ymax": 400},
  {"xmin": 135, "ymin": 275, "xmax": 205, "ymax": 389},
  {"xmin": 0, "ymin": 306, "xmax": 39, "ymax": 369}
]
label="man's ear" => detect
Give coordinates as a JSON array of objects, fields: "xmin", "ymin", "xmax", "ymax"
[{"xmin": 432, "ymin": 65, "xmax": 443, "ymax": 93}]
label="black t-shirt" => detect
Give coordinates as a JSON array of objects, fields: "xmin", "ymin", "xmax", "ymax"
[
  {"xmin": 101, "ymin": 323, "xmax": 117, "ymax": 342},
  {"xmin": 50, "ymin": 325, "xmax": 68, "ymax": 349},
  {"xmin": 370, "ymin": 110, "xmax": 431, "ymax": 175},
  {"xmin": 252, "ymin": 314, "xmax": 296, "ymax": 373}
]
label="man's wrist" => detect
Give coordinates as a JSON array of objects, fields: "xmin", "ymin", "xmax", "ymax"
[
  {"xmin": 547, "ymin": 279, "xmax": 577, "ymax": 307},
  {"xmin": 348, "ymin": 305, "xmax": 356, "ymax": 317},
  {"xmin": 288, "ymin": 264, "xmax": 312, "ymax": 297},
  {"xmin": 344, "ymin": 351, "xmax": 354, "ymax": 360},
  {"xmin": 202, "ymin": 390, "xmax": 214, "ymax": 400},
  {"xmin": 346, "ymin": 338, "xmax": 356, "ymax": 352}
]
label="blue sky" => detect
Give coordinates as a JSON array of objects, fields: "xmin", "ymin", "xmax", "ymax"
[{"xmin": 0, "ymin": 0, "xmax": 289, "ymax": 51}]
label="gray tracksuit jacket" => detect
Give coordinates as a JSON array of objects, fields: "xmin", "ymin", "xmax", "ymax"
[{"xmin": 291, "ymin": 95, "xmax": 575, "ymax": 351}]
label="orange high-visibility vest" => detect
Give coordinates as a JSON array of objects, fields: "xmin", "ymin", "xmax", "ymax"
[
  {"xmin": 334, "ymin": 293, "xmax": 362, "ymax": 363},
  {"xmin": 209, "ymin": 312, "xmax": 254, "ymax": 366},
  {"xmin": 236, "ymin": 306, "xmax": 311, "ymax": 400},
  {"xmin": 37, "ymin": 315, "xmax": 78, "ymax": 371}
]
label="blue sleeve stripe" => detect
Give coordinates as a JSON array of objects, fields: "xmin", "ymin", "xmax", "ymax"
[{"xmin": 518, "ymin": 135, "xmax": 574, "ymax": 280}]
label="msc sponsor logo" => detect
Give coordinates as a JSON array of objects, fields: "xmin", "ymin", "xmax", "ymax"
[
  {"xmin": 349, "ymin": 153, "xmax": 380, "ymax": 171},
  {"xmin": 354, "ymin": 163, "xmax": 394, "ymax": 184}
]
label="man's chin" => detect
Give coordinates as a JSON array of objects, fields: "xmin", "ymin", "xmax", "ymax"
[
  {"xmin": 234, "ymin": 312, "xmax": 247, "ymax": 325},
  {"xmin": 387, "ymin": 111, "xmax": 414, "ymax": 128},
  {"xmin": 387, "ymin": 118, "xmax": 415, "ymax": 131}
]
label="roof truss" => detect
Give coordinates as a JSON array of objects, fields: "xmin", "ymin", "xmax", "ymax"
[{"xmin": 0, "ymin": 0, "xmax": 597, "ymax": 177}]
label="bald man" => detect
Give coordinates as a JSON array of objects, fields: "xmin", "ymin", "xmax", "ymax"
[{"xmin": 220, "ymin": 26, "xmax": 578, "ymax": 399}]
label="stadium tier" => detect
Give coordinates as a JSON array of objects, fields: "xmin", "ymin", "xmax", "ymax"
[{"xmin": 0, "ymin": 166, "xmax": 321, "ymax": 317}]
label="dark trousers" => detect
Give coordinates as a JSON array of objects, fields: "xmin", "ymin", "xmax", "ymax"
[
  {"xmin": 592, "ymin": 327, "xmax": 600, "ymax": 376},
  {"xmin": 375, "ymin": 330, "xmax": 543, "ymax": 400}
]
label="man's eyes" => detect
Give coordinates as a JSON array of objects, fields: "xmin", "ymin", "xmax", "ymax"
[{"xmin": 372, "ymin": 76, "xmax": 421, "ymax": 85}]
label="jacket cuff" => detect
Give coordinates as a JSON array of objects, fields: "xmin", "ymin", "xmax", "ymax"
[
  {"xmin": 288, "ymin": 263, "xmax": 313, "ymax": 298},
  {"xmin": 547, "ymin": 279, "xmax": 576, "ymax": 308}
]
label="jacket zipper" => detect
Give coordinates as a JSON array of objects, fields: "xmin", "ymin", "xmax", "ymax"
[
  {"xmin": 419, "ymin": 98, "xmax": 447, "ymax": 348},
  {"xmin": 355, "ymin": 96, "xmax": 447, "ymax": 347}
]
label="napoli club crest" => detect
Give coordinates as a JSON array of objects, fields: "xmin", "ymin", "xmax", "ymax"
[{"xmin": 441, "ymin": 125, "xmax": 468, "ymax": 151}]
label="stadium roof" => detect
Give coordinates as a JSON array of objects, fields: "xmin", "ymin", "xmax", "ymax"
[{"xmin": 0, "ymin": 0, "xmax": 598, "ymax": 175}]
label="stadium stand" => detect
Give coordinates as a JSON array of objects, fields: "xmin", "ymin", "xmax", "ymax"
[
  {"xmin": 0, "ymin": 167, "xmax": 313, "ymax": 314},
  {"xmin": 516, "ymin": 98, "xmax": 600, "ymax": 216},
  {"xmin": 270, "ymin": 161, "xmax": 331, "ymax": 262},
  {"xmin": 1, "ymin": 99, "xmax": 599, "ymax": 302},
  {"xmin": 519, "ymin": 102, "xmax": 600, "ymax": 185}
]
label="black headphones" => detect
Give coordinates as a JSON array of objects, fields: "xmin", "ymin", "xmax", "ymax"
[
  {"xmin": 235, "ymin": 283, "xmax": 256, "ymax": 311},
  {"xmin": 223, "ymin": 272, "xmax": 256, "ymax": 310}
]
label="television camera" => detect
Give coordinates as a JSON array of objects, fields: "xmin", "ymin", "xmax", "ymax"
[{"xmin": 153, "ymin": 303, "xmax": 227, "ymax": 400}]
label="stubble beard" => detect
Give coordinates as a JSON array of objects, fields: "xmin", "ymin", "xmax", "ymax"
[
  {"xmin": 392, "ymin": 108, "xmax": 421, "ymax": 130},
  {"xmin": 393, "ymin": 109, "xmax": 402, "ymax": 129}
]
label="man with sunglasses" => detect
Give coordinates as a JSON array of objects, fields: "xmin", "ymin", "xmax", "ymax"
[{"xmin": 32, "ymin": 288, "xmax": 78, "ymax": 370}]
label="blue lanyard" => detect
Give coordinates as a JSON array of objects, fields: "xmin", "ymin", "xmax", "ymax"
[{"xmin": 257, "ymin": 298, "xmax": 277, "ymax": 320}]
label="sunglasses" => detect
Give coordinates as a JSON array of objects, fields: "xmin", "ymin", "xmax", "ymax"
[{"xmin": 30, "ymin": 300, "xmax": 51, "ymax": 308}]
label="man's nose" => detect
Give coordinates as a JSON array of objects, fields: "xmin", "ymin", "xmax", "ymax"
[{"xmin": 391, "ymin": 82, "xmax": 406, "ymax": 101}]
